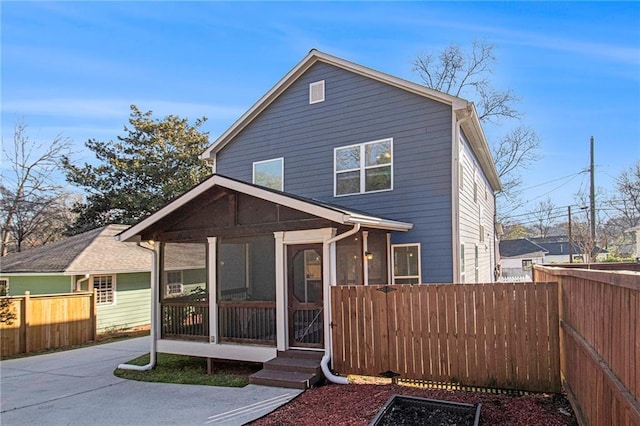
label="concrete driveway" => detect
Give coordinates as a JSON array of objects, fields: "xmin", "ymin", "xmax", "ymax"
[{"xmin": 0, "ymin": 337, "xmax": 301, "ymax": 425}]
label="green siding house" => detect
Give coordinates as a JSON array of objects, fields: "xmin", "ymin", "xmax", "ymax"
[{"xmin": 0, "ymin": 225, "xmax": 151, "ymax": 332}]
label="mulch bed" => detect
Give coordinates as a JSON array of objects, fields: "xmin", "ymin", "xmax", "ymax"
[{"xmin": 250, "ymin": 383, "xmax": 577, "ymax": 425}]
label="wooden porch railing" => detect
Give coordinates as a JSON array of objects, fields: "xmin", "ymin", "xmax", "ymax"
[
  {"xmin": 161, "ymin": 300, "xmax": 209, "ymax": 341},
  {"xmin": 218, "ymin": 301, "xmax": 276, "ymax": 345}
]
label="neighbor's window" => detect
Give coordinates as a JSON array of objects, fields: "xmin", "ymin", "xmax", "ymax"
[
  {"xmin": 253, "ymin": 158, "xmax": 284, "ymax": 191},
  {"xmin": 165, "ymin": 271, "xmax": 184, "ymax": 297},
  {"xmin": 0, "ymin": 278, "xmax": 8, "ymax": 296},
  {"xmin": 335, "ymin": 139, "xmax": 392, "ymax": 196},
  {"xmin": 93, "ymin": 275, "xmax": 115, "ymax": 305},
  {"xmin": 392, "ymin": 244, "xmax": 421, "ymax": 284},
  {"xmin": 522, "ymin": 259, "xmax": 533, "ymax": 271}
]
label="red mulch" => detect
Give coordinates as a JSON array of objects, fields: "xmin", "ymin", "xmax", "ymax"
[{"xmin": 250, "ymin": 383, "xmax": 577, "ymax": 425}]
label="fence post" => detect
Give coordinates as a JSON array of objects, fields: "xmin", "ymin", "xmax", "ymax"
[
  {"xmin": 23, "ymin": 291, "xmax": 30, "ymax": 353},
  {"xmin": 91, "ymin": 289, "xmax": 98, "ymax": 340}
]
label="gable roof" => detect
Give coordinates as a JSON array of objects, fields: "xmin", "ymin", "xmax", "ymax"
[
  {"xmin": 116, "ymin": 174, "xmax": 413, "ymax": 243},
  {"xmin": 0, "ymin": 225, "xmax": 151, "ymax": 275},
  {"xmin": 530, "ymin": 238, "xmax": 608, "ymax": 256},
  {"xmin": 499, "ymin": 238, "xmax": 548, "ymax": 258},
  {"xmin": 199, "ymin": 49, "xmax": 501, "ymax": 192}
]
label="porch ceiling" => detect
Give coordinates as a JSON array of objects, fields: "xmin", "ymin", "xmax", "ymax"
[{"xmin": 116, "ymin": 174, "xmax": 412, "ymax": 243}]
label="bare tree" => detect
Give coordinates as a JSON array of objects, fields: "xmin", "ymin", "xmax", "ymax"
[
  {"xmin": 413, "ymin": 39, "xmax": 520, "ymax": 123},
  {"xmin": 529, "ymin": 198, "xmax": 559, "ymax": 238},
  {"xmin": 0, "ymin": 121, "xmax": 72, "ymax": 256},
  {"xmin": 413, "ymin": 39, "xmax": 542, "ymax": 213}
]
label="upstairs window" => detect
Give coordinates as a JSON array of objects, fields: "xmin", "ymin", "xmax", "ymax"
[
  {"xmin": 335, "ymin": 138, "xmax": 393, "ymax": 196},
  {"xmin": 253, "ymin": 158, "xmax": 284, "ymax": 191}
]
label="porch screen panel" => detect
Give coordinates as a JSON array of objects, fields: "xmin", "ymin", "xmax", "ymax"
[
  {"xmin": 218, "ymin": 235, "xmax": 276, "ymax": 344},
  {"xmin": 336, "ymin": 234, "xmax": 362, "ymax": 285},
  {"xmin": 367, "ymin": 232, "xmax": 389, "ymax": 285},
  {"xmin": 161, "ymin": 243, "xmax": 208, "ymax": 340}
]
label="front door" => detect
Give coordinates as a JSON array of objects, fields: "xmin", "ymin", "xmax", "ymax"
[{"xmin": 287, "ymin": 244, "xmax": 324, "ymax": 348}]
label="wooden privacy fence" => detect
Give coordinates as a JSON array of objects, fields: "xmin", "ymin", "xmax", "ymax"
[
  {"xmin": 331, "ymin": 282, "xmax": 560, "ymax": 393},
  {"xmin": 0, "ymin": 291, "xmax": 97, "ymax": 357},
  {"xmin": 533, "ymin": 265, "xmax": 640, "ymax": 426}
]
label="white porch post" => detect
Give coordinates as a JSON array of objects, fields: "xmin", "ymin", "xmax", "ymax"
[
  {"xmin": 153, "ymin": 242, "xmax": 162, "ymax": 341},
  {"xmin": 274, "ymin": 231, "xmax": 286, "ymax": 351},
  {"xmin": 207, "ymin": 237, "xmax": 217, "ymax": 343}
]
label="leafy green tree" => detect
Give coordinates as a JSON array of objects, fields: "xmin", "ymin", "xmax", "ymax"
[{"xmin": 63, "ymin": 105, "xmax": 211, "ymax": 234}]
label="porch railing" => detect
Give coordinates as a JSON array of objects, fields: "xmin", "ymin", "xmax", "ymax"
[
  {"xmin": 218, "ymin": 301, "xmax": 276, "ymax": 345},
  {"xmin": 161, "ymin": 300, "xmax": 209, "ymax": 341}
]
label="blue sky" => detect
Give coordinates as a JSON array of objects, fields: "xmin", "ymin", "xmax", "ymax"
[{"xmin": 2, "ymin": 2, "xmax": 639, "ymax": 220}]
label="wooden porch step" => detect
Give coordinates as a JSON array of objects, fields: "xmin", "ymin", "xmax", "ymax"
[
  {"xmin": 264, "ymin": 355, "xmax": 322, "ymax": 375},
  {"xmin": 249, "ymin": 369, "xmax": 320, "ymax": 390},
  {"xmin": 249, "ymin": 350, "xmax": 325, "ymax": 389}
]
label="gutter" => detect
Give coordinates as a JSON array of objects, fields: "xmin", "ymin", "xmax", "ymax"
[
  {"xmin": 321, "ymin": 224, "xmax": 361, "ymax": 385},
  {"xmin": 117, "ymin": 242, "xmax": 157, "ymax": 371}
]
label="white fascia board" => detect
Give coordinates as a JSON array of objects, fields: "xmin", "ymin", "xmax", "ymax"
[
  {"xmin": 345, "ymin": 214, "xmax": 413, "ymax": 232},
  {"xmin": 456, "ymin": 105, "xmax": 502, "ymax": 192},
  {"xmin": 200, "ymin": 49, "xmax": 468, "ymax": 160},
  {"xmin": 0, "ymin": 272, "xmax": 66, "ymax": 277},
  {"xmin": 64, "ymin": 269, "xmax": 150, "ymax": 275}
]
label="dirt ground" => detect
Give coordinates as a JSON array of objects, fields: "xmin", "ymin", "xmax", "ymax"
[{"xmin": 250, "ymin": 382, "xmax": 577, "ymax": 425}]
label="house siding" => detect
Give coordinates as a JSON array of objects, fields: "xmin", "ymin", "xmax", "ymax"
[
  {"xmin": 458, "ymin": 131, "xmax": 496, "ymax": 283},
  {"xmin": 216, "ymin": 62, "xmax": 455, "ymax": 282},
  {"xmin": 96, "ymin": 272, "xmax": 150, "ymax": 332},
  {"xmin": 2, "ymin": 275, "xmax": 71, "ymax": 295}
]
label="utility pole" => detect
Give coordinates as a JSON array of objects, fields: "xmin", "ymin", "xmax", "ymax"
[
  {"xmin": 568, "ymin": 206, "xmax": 573, "ymax": 263},
  {"xmin": 590, "ymin": 136, "xmax": 596, "ymax": 261}
]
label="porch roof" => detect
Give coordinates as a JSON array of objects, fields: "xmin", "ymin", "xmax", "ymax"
[{"xmin": 116, "ymin": 174, "xmax": 412, "ymax": 243}]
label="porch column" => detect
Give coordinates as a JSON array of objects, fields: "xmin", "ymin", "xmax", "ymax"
[
  {"xmin": 207, "ymin": 237, "xmax": 217, "ymax": 343},
  {"xmin": 153, "ymin": 242, "xmax": 162, "ymax": 341},
  {"xmin": 274, "ymin": 231, "xmax": 286, "ymax": 351}
]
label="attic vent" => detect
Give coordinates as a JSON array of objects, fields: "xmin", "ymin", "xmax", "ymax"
[{"xmin": 309, "ymin": 80, "xmax": 325, "ymax": 104}]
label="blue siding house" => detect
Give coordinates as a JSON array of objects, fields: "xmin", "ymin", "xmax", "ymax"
[{"xmin": 117, "ymin": 50, "xmax": 501, "ymax": 370}]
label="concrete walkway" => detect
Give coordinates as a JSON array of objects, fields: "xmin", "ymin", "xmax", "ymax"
[{"xmin": 0, "ymin": 337, "xmax": 301, "ymax": 425}]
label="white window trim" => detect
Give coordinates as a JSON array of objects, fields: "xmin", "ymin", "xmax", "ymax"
[
  {"xmin": 460, "ymin": 243, "xmax": 466, "ymax": 282},
  {"xmin": 92, "ymin": 274, "xmax": 116, "ymax": 306},
  {"xmin": 309, "ymin": 80, "xmax": 325, "ymax": 104},
  {"xmin": 0, "ymin": 278, "xmax": 8, "ymax": 296},
  {"xmin": 334, "ymin": 138, "xmax": 393, "ymax": 197},
  {"xmin": 391, "ymin": 243, "xmax": 421, "ymax": 284},
  {"xmin": 253, "ymin": 157, "xmax": 284, "ymax": 191}
]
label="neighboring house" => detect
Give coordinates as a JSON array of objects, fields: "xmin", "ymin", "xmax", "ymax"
[
  {"xmin": 530, "ymin": 236, "xmax": 608, "ymax": 263},
  {"xmin": 627, "ymin": 226, "xmax": 640, "ymax": 260},
  {"xmin": 0, "ymin": 225, "xmax": 151, "ymax": 332},
  {"xmin": 117, "ymin": 50, "xmax": 502, "ymax": 365},
  {"xmin": 498, "ymin": 239, "xmax": 547, "ymax": 279}
]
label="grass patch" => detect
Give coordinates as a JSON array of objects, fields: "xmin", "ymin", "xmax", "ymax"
[{"xmin": 114, "ymin": 353, "xmax": 261, "ymax": 387}]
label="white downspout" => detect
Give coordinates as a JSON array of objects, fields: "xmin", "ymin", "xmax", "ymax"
[
  {"xmin": 74, "ymin": 274, "xmax": 90, "ymax": 292},
  {"xmin": 118, "ymin": 242, "xmax": 158, "ymax": 371},
  {"xmin": 321, "ymin": 223, "xmax": 361, "ymax": 385}
]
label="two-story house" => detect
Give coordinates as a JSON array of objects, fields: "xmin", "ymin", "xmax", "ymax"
[{"xmin": 117, "ymin": 50, "xmax": 501, "ymax": 373}]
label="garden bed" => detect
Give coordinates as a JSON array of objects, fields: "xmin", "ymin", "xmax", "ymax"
[
  {"xmin": 250, "ymin": 383, "xmax": 577, "ymax": 425},
  {"xmin": 370, "ymin": 394, "xmax": 481, "ymax": 426}
]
